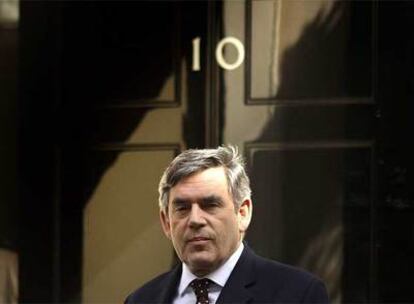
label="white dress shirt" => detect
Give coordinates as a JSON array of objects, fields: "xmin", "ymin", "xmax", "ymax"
[{"xmin": 172, "ymin": 242, "xmax": 244, "ymax": 304}]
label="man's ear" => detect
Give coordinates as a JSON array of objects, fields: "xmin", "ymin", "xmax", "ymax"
[
  {"xmin": 238, "ymin": 198, "xmax": 252, "ymax": 233},
  {"xmin": 159, "ymin": 208, "xmax": 172, "ymax": 240}
]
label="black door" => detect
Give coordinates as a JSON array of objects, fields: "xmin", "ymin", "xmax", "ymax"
[{"xmin": 19, "ymin": 1, "xmax": 414, "ymax": 303}]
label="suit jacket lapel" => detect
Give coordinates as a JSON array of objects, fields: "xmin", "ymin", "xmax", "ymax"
[
  {"xmin": 216, "ymin": 245, "xmax": 256, "ymax": 304},
  {"xmin": 156, "ymin": 264, "xmax": 182, "ymax": 304}
]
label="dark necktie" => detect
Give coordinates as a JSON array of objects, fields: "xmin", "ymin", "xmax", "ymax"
[{"xmin": 190, "ymin": 278, "xmax": 211, "ymax": 304}]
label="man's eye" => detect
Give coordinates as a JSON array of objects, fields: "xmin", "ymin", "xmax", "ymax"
[
  {"xmin": 204, "ymin": 201, "xmax": 219, "ymax": 208},
  {"xmin": 174, "ymin": 205, "xmax": 189, "ymax": 212}
]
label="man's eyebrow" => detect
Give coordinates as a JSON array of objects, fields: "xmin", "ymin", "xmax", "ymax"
[
  {"xmin": 171, "ymin": 195, "xmax": 224, "ymax": 206},
  {"xmin": 200, "ymin": 195, "xmax": 224, "ymax": 205},
  {"xmin": 171, "ymin": 197, "xmax": 188, "ymax": 206}
]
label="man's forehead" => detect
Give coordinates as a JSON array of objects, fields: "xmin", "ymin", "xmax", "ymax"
[
  {"xmin": 168, "ymin": 167, "xmax": 229, "ymax": 201},
  {"xmin": 173, "ymin": 166, "xmax": 227, "ymax": 186}
]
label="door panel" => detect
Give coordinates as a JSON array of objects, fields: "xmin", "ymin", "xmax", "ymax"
[
  {"xmin": 247, "ymin": 0, "xmax": 372, "ymax": 101},
  {"xmin": 57, "ymin": 2, "xmax": 209, "ymax": 302},
  {"xmin": 245, "ymin": 144, "xmax": 373, "ymax": 303}
]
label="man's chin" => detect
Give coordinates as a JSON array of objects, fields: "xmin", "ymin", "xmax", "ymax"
[{"xmin": 186, "ymin": 254, "xmax": 217, "ymax": 276}]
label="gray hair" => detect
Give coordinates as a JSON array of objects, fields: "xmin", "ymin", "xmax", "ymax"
[{"xmin": 158, "ymin": 145, "xmax": 251, "ymax": 210}]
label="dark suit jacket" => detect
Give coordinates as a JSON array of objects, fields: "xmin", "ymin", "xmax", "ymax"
[{"xmin": 125, "ymin": 246, "xmax": 329, "ymax": 303}]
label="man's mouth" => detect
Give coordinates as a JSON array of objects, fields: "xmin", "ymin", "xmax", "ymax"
[{"xmin": 188, "ymin": 237, "xmax": 210, "ymax": 243}]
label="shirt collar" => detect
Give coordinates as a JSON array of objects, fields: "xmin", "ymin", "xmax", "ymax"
[{"xmin": 177, "ymin": 242, "xmax": 244, "ymax": 297}]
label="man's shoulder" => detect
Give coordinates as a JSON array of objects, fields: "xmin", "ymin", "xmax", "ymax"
[
  {"xmin": 124, "ymin": 267, "xmax": 179, "ymax": 304},
  {"xmin": 253, "ymin": 252, "xmax": 318, "ymax": 283},
  {"xmin": 240, "ymin": 248, "xmax": 329, "ymax": 303}
]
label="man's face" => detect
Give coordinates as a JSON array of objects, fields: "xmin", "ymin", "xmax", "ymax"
[{"xmin": 160, "ymin": 167, "xmax": 251, "ymax": 277}]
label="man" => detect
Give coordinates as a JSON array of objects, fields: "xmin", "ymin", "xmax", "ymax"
[{"xmin": 125, "ymin": 146, "xmax": 329, "ymax": 304}]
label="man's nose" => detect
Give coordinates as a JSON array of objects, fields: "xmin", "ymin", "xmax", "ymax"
[{"xmin": 188, "ymin": 204, "xmax": 206, "ymax": 228}]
